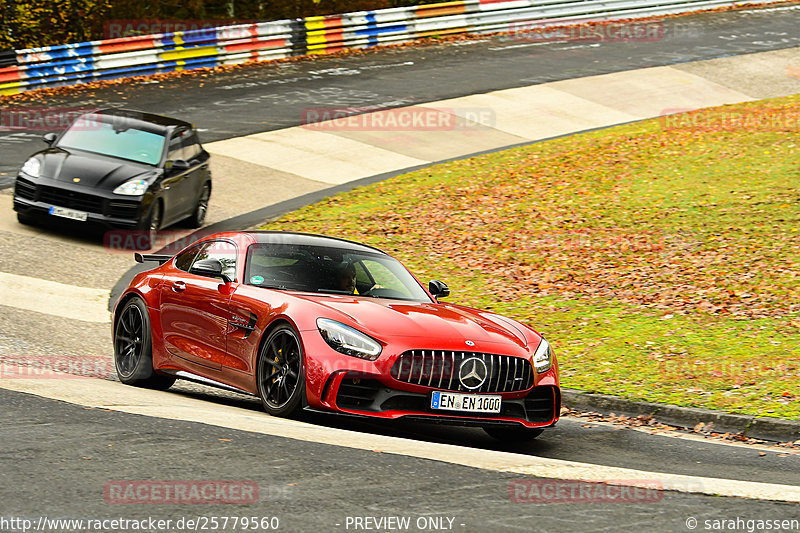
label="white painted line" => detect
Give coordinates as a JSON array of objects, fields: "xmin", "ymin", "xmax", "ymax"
[
  {"xmin": 0, "ymin": 272, "xmax": 110, "ymax": 323},
  {"xmin": 553, "ymin": 43, "xmax": 601, "ymax": 51},
  {"xmin": 1, "ymin": 376, "xmax": 798, "ymax": 503}
]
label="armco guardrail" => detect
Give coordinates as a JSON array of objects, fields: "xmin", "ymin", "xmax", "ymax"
[
  {"xmin": 0, "ymin": 50, "xmax": 16, "ymax": 69},
  {"xmin": 0, "ymin": 0, "xmax": 776, "ymax": 96}
]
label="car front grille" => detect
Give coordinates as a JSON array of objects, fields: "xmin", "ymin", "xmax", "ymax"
[
  {"xmin": 390, "ymin": 350, "xmax": 534, "ymax": 393},
  {"xmin": 38, "ymin": 185, "xmax": 104, "ymax": 214},
  {"xmin": 14, "ymin": 178, "xmax": 36, "ymax": 201}
]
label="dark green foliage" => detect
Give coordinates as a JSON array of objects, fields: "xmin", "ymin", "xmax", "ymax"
[{"xmin": 0, "ymin": 0, "xmax": 444, "ymax": 49}]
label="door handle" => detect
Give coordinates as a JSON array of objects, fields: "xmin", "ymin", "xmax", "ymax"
[{"xmin": 172, "ymin": 281, "xmax": 186, "ymax": 292}]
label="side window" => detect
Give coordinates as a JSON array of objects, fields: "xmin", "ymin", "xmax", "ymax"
[
  {"xmin": 182, "ymin": 132, "xmax": 202, "ymax": 162},
  {"xmin": 167, "ymin": 128, "xmax": 192, "ymax": 162},
  {"xmin": 174, "ymin": 244, "xmax": 202, "ymax": 272},
  {"xmin": 192, "ymin": 240, "xmax": 237, "ymax": 281},
  {"xmin": 167, "ymin": 135, "xmax": 184, "ymax": 162}
]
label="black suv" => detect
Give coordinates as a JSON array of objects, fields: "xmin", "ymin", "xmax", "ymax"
[{"xmin": 13, "ymin": 108, "xmax": 212, "ymax": 231}]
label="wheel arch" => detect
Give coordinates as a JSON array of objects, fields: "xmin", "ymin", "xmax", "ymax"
[
  {"xmin": 253, "ymin": 317, "xmax": 302, "ymax": 366},
  {"xmin": 253, "ymin": 316, "xmax": 308, "ymax": 407},
  {"xmin": 113, "ymin": 290, "xmax": 160, "ymax": 349},
  {"xmin": 113, "ymin": 291, "xmax": 146, "ymax": 330}
]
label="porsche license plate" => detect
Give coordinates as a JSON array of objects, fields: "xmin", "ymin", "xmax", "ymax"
[
  {"xmin": 431, "ymin": 391, "xmax": 501, "ymax": 413},
  {"xmin": 49, "ymin": 206, "xmax": 88, "ymax": 221}
]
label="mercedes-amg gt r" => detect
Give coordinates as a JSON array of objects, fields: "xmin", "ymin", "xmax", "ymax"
[{"xmin": 112, "ymin": 231, "xmax": 560, "ymax": 441}]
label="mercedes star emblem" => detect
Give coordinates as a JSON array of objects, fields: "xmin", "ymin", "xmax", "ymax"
[{"xmin": 458, "ymin": 357, "xmax": 488, "ymax": 390}]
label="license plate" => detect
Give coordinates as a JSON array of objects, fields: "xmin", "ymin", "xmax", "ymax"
[
  {"xmin": 431, "ymin": 391, "xmax": 501, "ymax": 413},
  {"xmin": 49, "ymin": 206, "xmax": 88, "ymax": 221}
]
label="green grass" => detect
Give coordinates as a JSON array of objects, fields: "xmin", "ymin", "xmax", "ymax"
[{"xmin": 261, "ymin": 95, "xmax": 800, "ymax": 419}]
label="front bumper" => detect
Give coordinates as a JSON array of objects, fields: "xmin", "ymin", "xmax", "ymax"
[
  {"xmin": 13, "ymin": 175, "xmax": 146, "ymax": 228},
  {"xmin": 301, "ymin": 329, "xmax": 560, "ymax": 429},
  {"xmin": 327, "ymin": 372, "xmax": 560, "ymax": 429}
]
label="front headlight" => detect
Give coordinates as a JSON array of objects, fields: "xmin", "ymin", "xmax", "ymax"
[
  {"xmin": 533, "ymin": 338, "xmax": 552, "ymax": 373},
  {"xmin": 113, "ymin": 179, "xmax": 149, "ymax": 196},
  {"xmin": 21, "ymin": 158, "xmax": 40, "ymax": 178},
  {"xmin": 317, "ymin": 318, "xmax": 382, "ymax": 360}
]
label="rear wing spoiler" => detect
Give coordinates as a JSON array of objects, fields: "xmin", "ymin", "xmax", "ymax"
[{"xmin": 134, "ymin": 253, "xmax": 172, "ymax": 265}]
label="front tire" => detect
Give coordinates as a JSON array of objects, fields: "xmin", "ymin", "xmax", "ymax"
[
  {"xmin": 114, "ymin": 297, "xmax": 175, "ymax": 390},
  {"xmin": 138, "ymin": 201, "xmax": 162, "ymax": 232},
  {"xmin": 483, "ymin": 426, "xmax": 543, "ymax": 442},
  {"xmin": 187, "ymin": 183, "xmax": 210, "ymax": 228},
  {"xmin": 256, "ymin": 324, "xmax": 305, "ymax": 417}
]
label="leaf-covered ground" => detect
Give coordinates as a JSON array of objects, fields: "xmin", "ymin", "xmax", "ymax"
[{"xmin": 261, "ymin": 95, "xmax": 800, "ymax": 419}]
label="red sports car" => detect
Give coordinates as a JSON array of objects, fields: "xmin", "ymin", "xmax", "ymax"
[{"xmin": 113, "ymin": 231, "xmax": 560, "ymax": 441}]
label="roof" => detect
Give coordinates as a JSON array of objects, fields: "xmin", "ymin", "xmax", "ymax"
[
  {"xmin": 86, "ymin": 108, "xmax": 193, "ymax": 134},
  {"xmin": 246, "ymin": 231, "xmax": 388, "ymax": 256}
]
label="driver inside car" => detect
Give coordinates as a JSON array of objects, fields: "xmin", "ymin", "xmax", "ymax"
[{"xmin": 334, "ymin": 262, "xmax": 357, "ymax": 293}]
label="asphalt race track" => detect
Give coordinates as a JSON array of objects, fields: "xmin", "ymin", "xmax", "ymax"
[
  {"xmin": 2, "ymin": 388, "xmax": 799, "ymax": 532},
  {"xmin": 2, "ymin": 5, "xmax": 800, "ymax": 532},
  {"xmin": 3, "ymin": 5, "xmax": 800, "ymax": 185}
]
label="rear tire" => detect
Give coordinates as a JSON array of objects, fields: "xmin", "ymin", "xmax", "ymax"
[
  {"xmin": 187, "ymin": 183, "xmax": 210, "ymax": 228},
  {"xmin": 256, "ymin": 324, "xmax": 305, "ymax": 418},
  {"xmin": 483, "ymin": 426, "xmax": 543, "ymax": 442},
  {"xmin": 114, "ymin": 296, "xmax": 175, "ymax": 390}
]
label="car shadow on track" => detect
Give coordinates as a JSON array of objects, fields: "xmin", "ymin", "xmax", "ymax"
[
  {"xmin": 20, "ymin": 217, "xmax": 110, "ymax": 245},
  {"xmin": 19, "ymin": 216, "xmax": 204, "ymax": 251},
  {"xmin": 165, "ymin": 380, "xmax": 558, "ymax": 455}
]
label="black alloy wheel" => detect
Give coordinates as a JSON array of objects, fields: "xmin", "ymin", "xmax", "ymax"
[
  {"xmin": 114, "ymin": 297, "xmax": 175, "ymax": 389},
  {"xmin": 148, "ymin": 201, "xmax": 162, "ymax": 232},
  {"xmin": 138, "ymin": 201, "xmax": 162, "ymax": 232},
  {"xmin": 188, "ymin": 183, "xmax": 210, "ymax": 228},
  {"xmin": 256, "ymin": 324, "xmax": 305, "ymax": 417}
]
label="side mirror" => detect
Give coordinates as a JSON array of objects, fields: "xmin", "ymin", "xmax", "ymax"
[
  {"xmin": 429, "ymin": 280, "xmax": 450, "ymax": 299},
  {"xmin": 168, "ymin": 159, "xmax": 190, "ymax": 171},
  {"xmin": 43, "ymin": 133, "xmax": 57, "ymax": 145},
  {"xmin": 190, "ymin": 258, "xmax": 233, "ymax": 284}
]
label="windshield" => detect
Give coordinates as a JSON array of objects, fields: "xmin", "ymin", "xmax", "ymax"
[
  {"xmin": 57, "ymin": 116, "xmax": 166, "ymax": 165},
  {"xmin": 244, "ymin": 243, "xmax": 432, "ymax": 302}
]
